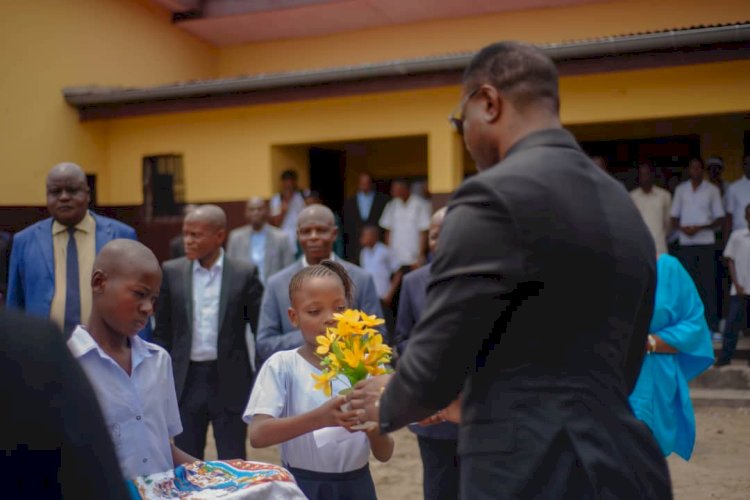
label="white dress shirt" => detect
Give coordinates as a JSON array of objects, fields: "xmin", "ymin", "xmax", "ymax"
[
  {"xmin": 191, "ymin": 250, "xmax": 224, "ymax": 361},
  {"xmin": 360, "ymin": 242, "xmax": 397, "ymax": 299},
  {"xmin": 630, "ymin": 186, "xmax": 672, "ymax": 255},
  {"xmin": 724, "ymin": 228, "xmax": 750, "ymax": 296},
  {"xmin": 670, "ymin": 180, "xmax": 725, "ymax": 246},
  {"xmin": 725, "ymin": 177, "xmax": 750, "ymax": 230},
  {"xmin": 68, "ymin": 326, "xmax": 182, "ymax": 479},
  {"xmin": 244, "ymin": 350, "xmax": 370, "ymax": 473},
  {"xmin": 379, "ymin": 196, "xmax": 431, "ymax": 267},
  {"xmin": 270, "ymin": 191, "xmax": 306, "ymax": 253}
]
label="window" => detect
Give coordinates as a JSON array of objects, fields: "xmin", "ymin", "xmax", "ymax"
[{"xmin": 143, "ymin": 154, "xmax": 185, "ymax": 219}]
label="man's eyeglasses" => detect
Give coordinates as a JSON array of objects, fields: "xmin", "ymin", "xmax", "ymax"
[{"xmin": 448, "ymin": 88, "xmax": 480, "ymax": 135}]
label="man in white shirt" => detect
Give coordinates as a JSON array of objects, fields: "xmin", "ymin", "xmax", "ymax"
[
  {"xmin": 379, "ymin": 179, "xmax": 432, "ymax": 269},
  {"xmin": 153, "ymin": 205, "xmax": 263, "ymax": 460},
  {"xmin": 717, "ymin": 203, "xmax": 750, "ymax": 367},
  {"xmin": 359, "ymin": 225, "xmax": 399, "ymax": 302},
  {"xmin": 270, "ymin": 170, "xmax": 306, "ymax": 254},
  {"xmin": 724, "ymin": 156, "xmax": 750, "ymax": 234},
  {"xmin": 671, "ymin": 157, "xmax": 725, "ymax": 332},
  {"xmin": 630, "ymin": 162, "xmax": 671, "ymax": 255}
]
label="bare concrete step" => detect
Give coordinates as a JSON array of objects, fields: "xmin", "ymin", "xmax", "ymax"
[
  {"xmin": 690, "ymin": 388, "xmax": 750, "ymax": 408},
  {"xmin": 691, "ymin": 361, "xmax": 750, "ymax": 390}
]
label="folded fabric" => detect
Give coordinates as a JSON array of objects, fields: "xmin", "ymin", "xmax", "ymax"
[{"xmin": 127, "ymin": 460, "xmax": 307, "ymax": 499}]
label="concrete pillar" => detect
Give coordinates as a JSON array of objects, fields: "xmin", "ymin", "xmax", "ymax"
[{"xmin": 428, "ymin": 127, "xmax": 464, "ymax": 197}]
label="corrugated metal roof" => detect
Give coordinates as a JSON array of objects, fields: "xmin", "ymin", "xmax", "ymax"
[{"xmin": 64, "ymin": 22, "xmax": 750, "ymax": 107}]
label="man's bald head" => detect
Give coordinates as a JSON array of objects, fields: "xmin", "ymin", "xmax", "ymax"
[
  {"xmin": 47, "ymin": 162, "xmax": 87, "ymax": 185},
  {"xmin": 46, "ymin": 162, "xmax": 91, "ymax": 226},
  {"xmin": 185, "ymin": 204, "xmax": 226, "ymax": 230},
  {"xmin": 297, "ymin": 204, "xmax": 337, "ymax": 264},
  {"xmin": 91, "ymin": 239, "xmax": 161, "ymax": 337},
  {"xmin": 183, "ymin": 205, "xmax": 226, "ymax": 264},
  {"xmin": 297, "ymin": 204, "xmax": 335, "ymax": 229}
]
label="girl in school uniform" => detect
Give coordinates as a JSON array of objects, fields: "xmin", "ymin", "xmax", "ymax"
[{"xmin": 244, "ymin": 260, "xmax": 394, "ymax": 500}]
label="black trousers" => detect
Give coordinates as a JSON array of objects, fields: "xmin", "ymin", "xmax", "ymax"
[
  {"xmin": 678, "ymin": 244, "xmax": 719, "ymax": 331},
  {"xmin": 417, "ymin": 436, "xmax": 460, "ymax": 500},
  {"xmin": 175, "ymin": 361, "xmax": 246, "ymax": 460}
]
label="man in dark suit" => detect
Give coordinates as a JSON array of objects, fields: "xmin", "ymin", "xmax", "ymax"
[
  {"xmin": 153, "ymin": 205, "xmax": 263, "ymax": 460},
  {"xmin": 0, "ymin": 310, "xmax": 128, "ymax": 499},
  {"xmin": 6, "ymin": 163, "xmax": 137, "ymax": 337},
  {"xmin": 393, "ymin": 207, "xmax": 460, "ymax": 500},
  {"xmin": 342, "ymin": 172, "xmax": 389, "ymax": 264},
  {"xmin": 256, "ymin": 204, "xmax": 384, "ymax": 362},
  {"xmin": 350, "ymin": 42, "xmax": 671, "ymax": 498}
]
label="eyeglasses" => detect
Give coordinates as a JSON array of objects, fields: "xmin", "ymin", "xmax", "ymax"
[{"xmin": 448, "ymin": 88, "xmax": 480, "ymax": 135}]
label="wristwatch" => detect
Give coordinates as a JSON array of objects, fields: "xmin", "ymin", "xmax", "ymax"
[{"xmin": 647, "ymin": 335, "xmax": 657, "ymax": 354}]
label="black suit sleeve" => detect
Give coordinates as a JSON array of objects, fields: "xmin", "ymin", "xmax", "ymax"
[
  {"xmin": 379, "ymin": 180, "xmax": 526, "ymax": 432},
  {"xmin": 393, "ymin": 274, "xmax": 417, "ymax": 356},
  {"xmin": 0, "ymin": 312, "xmax": 129, "ymax": 499},
  {"xmin": 152, "ymin": 265, "xmax": 173, "ymax": 352},
  {"xmin": 244, "ymin": 266, "xmax": 264, "ymax": 334},
  {"xmin": 624, "ymin": 265, "xmax": 655, "ymax": 393}
]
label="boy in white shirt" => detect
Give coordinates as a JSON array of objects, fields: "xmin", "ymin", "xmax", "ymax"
[
  {"xmin": 716, "ymin": 204, "xmax": 750, "ymax": 367},
  {"xmin": 67, "ymin": 239, "xmax": 196, "ymax": 479}
]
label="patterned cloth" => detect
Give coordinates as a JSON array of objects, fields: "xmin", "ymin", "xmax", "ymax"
[{"xmin": 127, "ymin": 460, "xmax": 307, "ymax": 499}]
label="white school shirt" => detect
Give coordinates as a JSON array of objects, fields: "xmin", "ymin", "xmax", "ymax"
[
  {"xmin": 191, "ymin": 250, "xmax": 224, "ymax": 361},
  {"xmin": 67, "ymin": 326, "xmax": 182, "ymax": 479},
  {"xmin": 243, "ymin": 349, "xmax": 370, "ymax": 473},
  {"xmin": 379, "ymin": 196, "xmax": 431, "ymax": 267},
  {"xmin": 270, "ymin": 191, "xmax": 306, "ymax": 253},
  {"xmin": 630, "ymin": 186, "xmax": 672, "ymax": 255},
  {"xmin": 360, "ymin": 242, "xmax": 397, "ymax": 299},
  {"xmin": 670, "ymin": 180, "xmax": 725, "ymax": 246},
  {"xmin": 724, "ymin": 228, "xmax": 750, "ymax": 296},
  {"xmin": 725, "ymin": 177, "xmax": 750, "ymax": 230}
]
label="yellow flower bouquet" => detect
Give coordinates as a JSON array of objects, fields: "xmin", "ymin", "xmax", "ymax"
[{"xmin": 311, "ymin": 309, "xmax": 392, "ymax": 428}]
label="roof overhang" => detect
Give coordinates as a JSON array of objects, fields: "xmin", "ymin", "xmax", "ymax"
[{"xmin": 65, "ymin": 23, "xmax": 750, "ymax": 121}]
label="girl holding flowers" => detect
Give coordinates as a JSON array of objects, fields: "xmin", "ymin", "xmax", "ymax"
[{"xmin": 244, "ymin": 260, "xmax": 393, "ymax": 500}]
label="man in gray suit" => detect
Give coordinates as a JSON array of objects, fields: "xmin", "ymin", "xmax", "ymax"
[
  {"xmin": 227, "ymin": 197, "xmax": 294, "ymax": 284},
  {"xmin": 256, "ymin": 204, "xmax": 384, "ymax": 362}
]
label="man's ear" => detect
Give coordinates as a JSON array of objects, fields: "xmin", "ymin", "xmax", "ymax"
[
  {"xmin": 288, "ymin": 307, "xmax": 299, "ymax": 328},
  {"xmin": 91, "ymin": 269, "xmax": 107, "ymax": 294},
  {"xmin": 480, "ymin": 84, "xmax": 502, "ymax": 124}
]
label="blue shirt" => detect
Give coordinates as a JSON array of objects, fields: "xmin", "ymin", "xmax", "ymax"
[
  {"xmin": 67, "ymin": 326, "xmax": 182, "ymax": 479},
  {"xmin": 356, "ymin": 191, "xmax": 375, "ymax": 221},
  {"xmin": 249, "ymin": 228, "xmax": 268, "ymax": 283}
]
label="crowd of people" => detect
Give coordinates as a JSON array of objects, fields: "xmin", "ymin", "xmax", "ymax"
[
  {"xmin": 614, "ymin": 154, "xmax": 750, "ymax": 367},
  {"xmin": 0, "ymin": 40, "xmax": 738, "ymax": 499}
]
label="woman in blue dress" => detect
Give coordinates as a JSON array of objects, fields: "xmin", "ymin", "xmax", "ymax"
[{"xmin": 629, "ymin": 254, "xmax": 715, "ymax": 460}]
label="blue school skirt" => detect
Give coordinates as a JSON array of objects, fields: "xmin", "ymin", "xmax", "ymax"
[{"xmin": 285, "ymin": 463, "xmax": 377, "ymax": 500}]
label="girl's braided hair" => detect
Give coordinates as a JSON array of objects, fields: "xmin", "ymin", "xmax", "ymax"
[{"xmin": 288, "ymin": 260, "xmax": 354, "ymax": 305}]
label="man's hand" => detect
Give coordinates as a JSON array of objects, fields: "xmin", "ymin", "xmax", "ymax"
[
  {"xmin": 418, "ymin": 398, "xmax": 461, "ymax": 426},
  {"xmin": 681, "ymin": 226, "xmax": 700, "ymax": 236},
  {"xmin": 737, "ymin": 285, "xmax": 745, "ymax": 297},
  {"xmin": 347, "ymin": 374, "xmax": 393, "ymax": 425}
]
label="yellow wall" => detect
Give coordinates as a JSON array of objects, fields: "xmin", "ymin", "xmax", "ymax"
[
  {"xmin": 218, "ymin": 0, "xmax": 750, "ymax": 76},
  {"xmin": 0, "ymin": 0, "xmax": 216, "ymax": 206},
  {"xmin": 102, "ymin": 60, "xmax": 750, "ymax": 205}
]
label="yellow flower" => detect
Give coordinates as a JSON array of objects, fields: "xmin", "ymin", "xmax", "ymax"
[
  {"xmin": 342, "ymin": 338, "xmax": 365, "ymax": 369},
  {"xmin": 311, "ymin": 370, "xmax": 335, "ymax": 397},
  {"xmin": 315, "ymin": 332, "xmax": 337, "ymax": 356},
  {"xmin": 359, "ymin": 311, "xmax": 385, "ymax": 328}
]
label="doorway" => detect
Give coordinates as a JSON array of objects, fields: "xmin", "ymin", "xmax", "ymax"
[{"xmin": 309, "ymin": 147, "xmax": 346, "ymax": 215}]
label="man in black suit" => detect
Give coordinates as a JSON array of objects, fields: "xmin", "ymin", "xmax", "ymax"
[
  {"xmin": 0, "ymin": 310, "xmax": 128, "ymax": 499},
  {"xmin": 168, "ymin": 204, "xmax": 197, "ymax": 260},
  {"xmin": 350, "ymin": 42, "xmax": 671, "ymax": 498},
  {"xmin": 154, "ymin": 205, "xmax": 263, "ymax": 460},
  {"xmin": 342, "ymin": 172, "xmax": 389, "ymax": 264}
]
